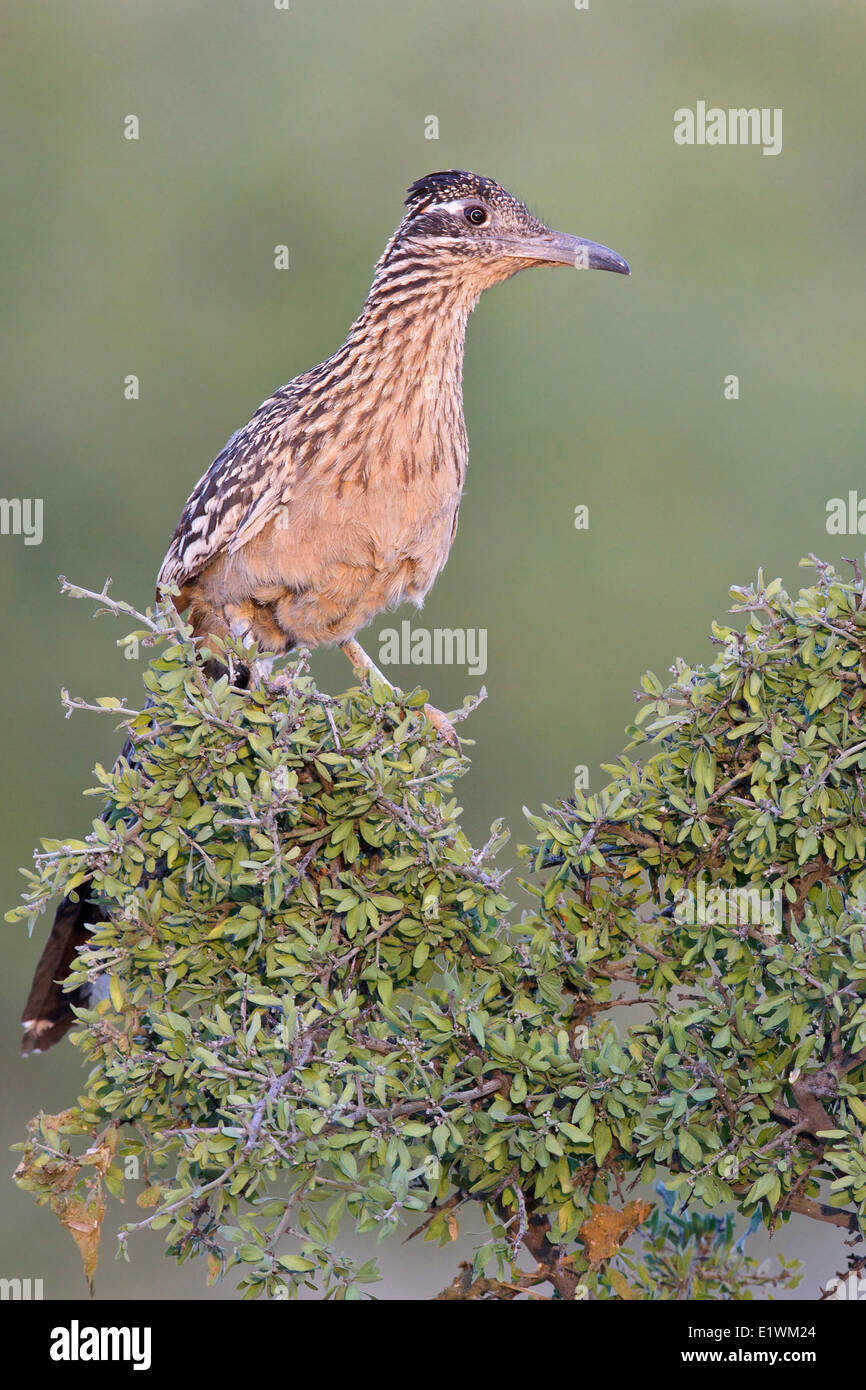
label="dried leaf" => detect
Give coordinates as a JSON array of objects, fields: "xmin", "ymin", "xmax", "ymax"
[
  {"xmin": 53, "ymin": 1192, "xmax": 107, "ymax": 1294},
  {"xmin": 578, "ymin": 1200, "xmax": 653, "ymax": 1263}
]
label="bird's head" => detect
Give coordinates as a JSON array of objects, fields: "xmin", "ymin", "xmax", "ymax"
[{"xmin": 394, "ymin": 169, "xmax": 630, "ymax": 288}]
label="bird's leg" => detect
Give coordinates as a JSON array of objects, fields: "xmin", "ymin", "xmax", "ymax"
[
  {"xmin": 226, "ymin": 615, "xmax": 275, "ymax": 688},
  {"xmin": 340, "ymin": 638, "xmax": 393, "ymax": 690},
  {"xmin": 339, "ymin": 639, "xmax": 460, "ymax": 750},
  {"xmin": 248, "ymin": 654, "xmax": 275, "ymax": 686}
]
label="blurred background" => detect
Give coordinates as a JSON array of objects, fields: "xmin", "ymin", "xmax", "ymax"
[{"xmin": 1, "ymin": 0, "xmax": 864, "ymax": 1299}]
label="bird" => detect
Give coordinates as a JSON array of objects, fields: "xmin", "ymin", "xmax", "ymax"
[{"xmin": 21, "ymin": 169, "xmax": 629, "ymax": 1052}]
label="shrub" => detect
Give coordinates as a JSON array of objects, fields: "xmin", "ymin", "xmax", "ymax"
[{"xmin": 16, "ymin": 557, "xmax": 866, "ymax": 1299}]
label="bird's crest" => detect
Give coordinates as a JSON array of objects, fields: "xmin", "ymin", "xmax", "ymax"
[{"xmin": 405, "ymin": 170, "xmax": 512, "ymax": 214}]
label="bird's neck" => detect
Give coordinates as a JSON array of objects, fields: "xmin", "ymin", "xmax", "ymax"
[
  {"xmin": 361, "ymin": 245, "xmax": 481, "ymax": 334},
  {"xmin": 291, "ymin": 249, "xmax": 486, "ymax": 489},
  {"xmin": 318, "ymin": 251, "xmax": 482, "ymax": 433}
]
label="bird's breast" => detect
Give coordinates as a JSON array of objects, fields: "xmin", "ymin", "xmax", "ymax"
[{"xmin": 326, "ymin": 426, "xmax": 464, "ymax": 582}]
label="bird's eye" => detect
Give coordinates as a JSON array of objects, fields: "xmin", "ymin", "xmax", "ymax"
[{"xmin": 464, "ymin": 205, "xmax": 488, "ymax": 226}]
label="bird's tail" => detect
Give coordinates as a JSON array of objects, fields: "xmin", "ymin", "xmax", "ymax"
[
  {"xmin": 21, "ymin": 890, "xmax": 107, "ymax": 1054},
  {"xmin": 20, "ymin": 718, "xmax": 145, "ymax": 1056},
  {"xmin": 20, "ymin": 625, "xmax": 257, "ymax": 1056}
]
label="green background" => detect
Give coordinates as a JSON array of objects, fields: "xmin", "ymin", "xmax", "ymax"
[{"xmin": 2, "ymin": 0, "xmax": 864, "ymax": 1298}]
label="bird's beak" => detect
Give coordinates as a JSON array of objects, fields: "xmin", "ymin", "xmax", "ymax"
[{"xmin": 501, "ymin": 231, "xmax": 630, "ymax": 275}]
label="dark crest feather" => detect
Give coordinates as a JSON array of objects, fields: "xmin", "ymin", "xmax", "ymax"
[{"xmin": 404, "ymin": 170, "xmax": 505, "ymax": 212}]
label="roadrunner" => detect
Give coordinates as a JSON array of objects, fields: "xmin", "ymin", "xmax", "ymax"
[{"xmin": 22, "ymin": 170, "xmax": 629, "ymax": 1051}]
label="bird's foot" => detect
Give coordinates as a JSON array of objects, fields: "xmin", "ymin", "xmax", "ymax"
[
  {"xmin": 247, "ymin": 656, "xmax": 275, "ymax": 688},
  {"xmin": 339, "ymin": 640, "xmax": 459, "ymax": 749},
  {"xmin": 423, "ymin": 702, "xmax": 461, "ymax": 751},
  {"xmin": 264, "ymin": 651, "xmax": 310, "ymax": 696},
  {"xmin": 267, "ymin": 670, "xmax": 293, "ymax": 695}
]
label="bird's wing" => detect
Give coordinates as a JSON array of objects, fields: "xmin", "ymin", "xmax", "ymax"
[{"xmin": 157, "ymin": 388, "xmax": 298, "ymax": 594}]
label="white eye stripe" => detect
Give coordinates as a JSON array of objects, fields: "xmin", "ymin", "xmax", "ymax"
[{"xmin": 433, "ymin": 198, "xmax": 480, "ymax": 215}]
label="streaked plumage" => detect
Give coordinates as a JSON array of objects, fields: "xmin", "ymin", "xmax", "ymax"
[{"xmin": 22, "ymin": 170, "xmax": 629, "ymax": 1051}]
